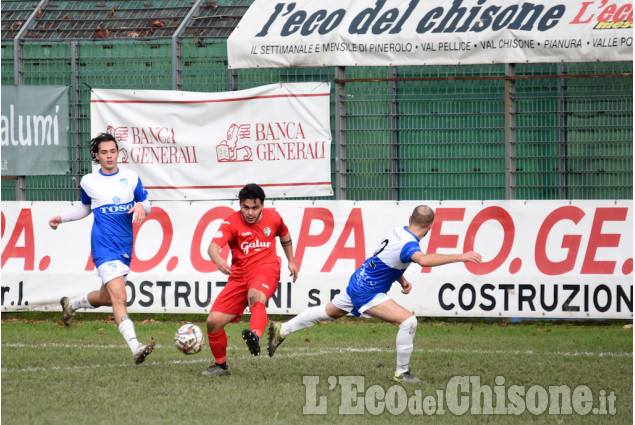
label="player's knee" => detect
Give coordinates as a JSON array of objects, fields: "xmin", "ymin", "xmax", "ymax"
[
  {"xmin": 399, "ymin": 315, "xmax": 417, "ymax": 334},
  {"xmin": 206, "ymin": 315, "xmax": 221, "ymax": 333},
  {"xmin": 247, "ymin": 291, "xmax": 266, "ymax": 306},
  {"xmin": 98, "ymin": 293, "xmax": 112, "ymax": 306},
  {"xmin": 325, "ymin": 303, "xmax": 346, "ymax": 319}
]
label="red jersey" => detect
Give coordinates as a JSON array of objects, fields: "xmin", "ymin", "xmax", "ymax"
[{"xmin": 212, "ymin": 209, "xmax": 289, "ymax": 277}]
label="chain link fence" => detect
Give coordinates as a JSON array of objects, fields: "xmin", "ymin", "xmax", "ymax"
[{"xmin": 2, "ymin": 1, "xmax": 632, "ymax": 201}]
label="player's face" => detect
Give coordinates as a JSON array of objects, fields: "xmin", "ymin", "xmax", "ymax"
[
  {"xmin": 240, "ymin": 198, "xmax": 263, "ymax": 224},
  {"xmin": 95, "ymin": 141, "xmax": 119, "ymax": 174}
]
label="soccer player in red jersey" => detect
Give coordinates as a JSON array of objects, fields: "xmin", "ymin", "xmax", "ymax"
[{"xmin": 201, "ymin": 183, "xmax": 298, "ymax": 376}]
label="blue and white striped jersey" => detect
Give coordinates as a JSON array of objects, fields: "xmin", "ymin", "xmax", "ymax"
[
  {"xmin": 80, "ymin": 168, "xmax": 148, "ymax": 268},
  {"xmin": 346, "ymin": 226, "xmax": 422, "ymax": 313}
]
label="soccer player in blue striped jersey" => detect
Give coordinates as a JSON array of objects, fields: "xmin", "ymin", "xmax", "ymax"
[
  {"xmin": 268, "ymin": 205, "xmax": 482, "ymax": 383},
  {"xmin": 49, "ymin": 133, "xmax": 155, "ymax": 364}
]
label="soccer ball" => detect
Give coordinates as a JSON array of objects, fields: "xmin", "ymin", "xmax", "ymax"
[{"xmin": 174, "ymin": 323, "xmax": 203, "ymax": 355}]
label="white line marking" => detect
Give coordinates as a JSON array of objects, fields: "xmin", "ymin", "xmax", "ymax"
[{"xmin": 1, "ymin": 343, "xmax": 631, "ymax": 373}]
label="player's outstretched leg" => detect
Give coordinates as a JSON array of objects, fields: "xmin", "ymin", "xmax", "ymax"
[
  {"xmin": 267, "ymin": 321, "xmax": 285, "ymax": 357},
  {"xmin": 60, "ymin": 297, "xmax": 75, "ymax": 326},
  {"xmin": 242, "ymin": 329, "xmax": 261, "ymax": 356},
  {"xmin": 133, "ymin": 341, "xmax": 156, "ymax": 364},
  {"xmin": 60, "ymin": 293, "xmax": 96, "ymax": 326},
  {"xmin": 268, "ymin": 304, "xmax": 340, "ymax": 357}
]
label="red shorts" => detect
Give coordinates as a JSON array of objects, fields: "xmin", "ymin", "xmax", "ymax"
[{"xmin": 211, "ymin": 268, "xmax": 280, "ymax": 321}]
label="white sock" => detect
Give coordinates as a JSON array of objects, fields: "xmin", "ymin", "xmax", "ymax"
[
  {"xmin": 280, "ymin": 304, "xmax": 332, "ymax": 338},
  {"xmin": 69, "ymin": 293, "xmax": 94, "ymax": 312},
  {"xmin": 118, "ymin": 317, "xmax": 140, "ymax": 353},
  {"xmin": 395, "ymin": 316, "xmax": 417, "ymax": 376}
]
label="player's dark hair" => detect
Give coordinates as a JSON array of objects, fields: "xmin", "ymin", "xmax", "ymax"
[
  {"xmin": 90, "ymin": 133, "xmax": 118, "ymax": 164},
  {"xmin": 239, "ymin": 183, "xmax": 266, "ymax": 204},
  {"xmin": 412, "ymin": 205, "xmax": 434, "ymax": 227}
]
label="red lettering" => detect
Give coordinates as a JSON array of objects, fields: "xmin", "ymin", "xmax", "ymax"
[
  {"xmin": 169, "ymin": 146, "xmax": 178, "ymax": 163},
  {"xmin": 464, "ymin": 207, "xmax": 514, "ymax": 275},
  {"xmin": 139, "ymin": 128, "xmax": 150, "ymax": 144},
  {"xmin": 570, "ymin": 1, "xmax": 595, "ymax": 24},
  {"xmin": 276, "ymin": 123, "xmax": 288, "ymax": 139},
  {"xmin": 535, "ymin": 206, "xmax": 584, "ymax": 275},
  {"xmin": 84, "ymin": 253, "xmax": 94, "ymax": 271},
  {"xmin": 598, "ymin": 4, "xmax": 617, "ymax": 22},
  {"xmin": 150, "ymin": 147, "xmax": 161, "ymax": 163},
  {"xmin": 614, "ymin": 5, "xmax": 633, "ymax": 22},
  {"xmin": 421, "ymin": 208, "xmax": 464, "ymax": 273},
  {"xmin": 322, "ymin": 208, "xmax": 366, "ymax": 272},
  {"xmin": 255, "ymin": 123, "xmax": 265, "ymax": 141},
  {"xmin": 149, "ymin": 127, "xmax": 160, "ymax": 143},
  {"xmin": 131, "ymin": 127, "xmax": 141, "ymax": 144},
  {"xmin": 581, "ymin": 207, "xmax": 628, "ymax": 274},
  {"xmin": 253, "ymin": 122, "xmax": 303, "ymax": 141},
  {"xmin": 294, "ymin": 208, "xmax": 334, "ymax": 271},
  {"xmin": 1, "ymin": 209, "xmax": 35, "ymax": 270},
  {"xmin": 256, "ymin": 144, "xmax": 265, "ymax": 160},
  {"xmin": 131, "ymin": 207, "xmax": 172, "ymax": 272},
  {"xmin": 190, "ymin": 206, "xmax": 234, "ymax": 273},
  {"xmin": 264, "ymin": 124, "xmax": 274, "ymax": 140}
]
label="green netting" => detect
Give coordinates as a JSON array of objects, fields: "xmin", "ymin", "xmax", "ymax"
[{"xmin": 1, "ymin": 1, "xmax": 632, "ymax": 202}]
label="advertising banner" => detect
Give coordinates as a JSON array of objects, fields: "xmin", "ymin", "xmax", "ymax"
[
  {"xmin": 90, "ymin": 83, "xmax": 332, "ymax": 200},
  {"xmin": 1, "ymin": 85, "xmax": 70, "ymax": 175},
  {"xmin": 227, "ymin": 0, "xmax": 634, "ymax": 68},
  {"xmin": 2, "ymin": 200, "xmax": 632, "ymax": 319}
]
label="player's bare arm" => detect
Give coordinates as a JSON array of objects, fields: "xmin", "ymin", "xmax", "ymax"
[
  {"xmin": 411, "ymin": 250, "xmax": 482, "ymax": 268},
  {"xmin": 279, "ymin": 233, "xmax": 298, "ymax": 282},
  {"xmin": 208, "ymin": 242, "xmax": 231, "ymax": 275},
  {"xmin": 128, "ymin": 203, "xmax": 147, "ymax": 226},
  {"xmin": 397, "ymin": 276, "xmax": 412, "ymax": 294},
  {"xmin": 398, "ymin": 276, "xmax": 412, "ymax": 294}
]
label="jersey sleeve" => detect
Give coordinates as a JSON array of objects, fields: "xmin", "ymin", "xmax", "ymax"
[
  {"xmin": 80, "ymin": 186, "xmax": 91, "ymax": 205},
  {"xmin": 399, "ymin": 241, "xmax": 422, "ymax": 263},
  {"xmin": 211, "ymin": 218, "xmax": 234, "ymax": 247},
  {"xmin": 133, "ymin": 176, "xmax": 149, "ymax": 202},
  {"xmin": 277, "ymin": 215, "xmax": 289, "ymax": 237}
]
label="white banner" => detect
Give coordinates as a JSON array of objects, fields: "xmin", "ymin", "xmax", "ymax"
[
  {"xmin": 2, "ymin": 200, "xmax": 632, "ymax": 319},
  {"xmin": 90, "ymin": 83, "xmax": 333, "ymax": 200},
  {"xmin": 228, "ymin": 0, "xmax": 634, "ymax": 69}
]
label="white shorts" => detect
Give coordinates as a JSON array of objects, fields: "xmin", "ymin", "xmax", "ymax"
[
  {"xmin": 331, "ymin": 291, "xmax": 391, "ymax": 318},
  {"xmin": 95, "ymin": 260, "xmax": 130, "ymax": 285}
]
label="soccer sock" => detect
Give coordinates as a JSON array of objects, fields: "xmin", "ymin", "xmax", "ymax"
[
  {"xmin": 118, "ymin": 317, "xmax": 140, "ymax": 353},
  {"xmin": 395, "ymin": 316, "xmax": 418, "ymax": 376},
  {"xmin": 208, "ymin": 329, "xmax": 227, "ymax": 364},
  {"xmin": 280, "ymin": 304, "xmax": 331, "ymax": 338},
  {"xmin": 249, "ymin": 302, "xmax": 267, "ymax": 338},
  {"xmin": 69, "ymin": 293, "xmax": 94, "ymax": 313}
]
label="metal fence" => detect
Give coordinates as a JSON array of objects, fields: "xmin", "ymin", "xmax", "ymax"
[{"xmin": 2, "ymin": 0, "xmax": 633, "ymax": 201}]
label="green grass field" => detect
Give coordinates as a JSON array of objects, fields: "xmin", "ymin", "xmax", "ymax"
[{"xmin": 1, "ymin": 313, "xmax": 632, "ymax": 425}]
